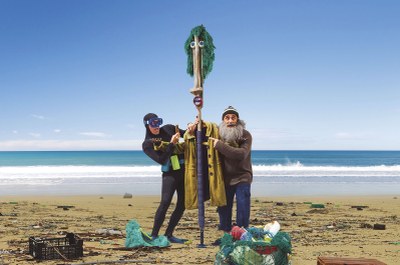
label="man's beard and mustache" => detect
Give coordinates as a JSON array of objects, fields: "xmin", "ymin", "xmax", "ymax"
[{"xmin": 219, "ymin": 119, "xmax": 246, "ymax": 143}]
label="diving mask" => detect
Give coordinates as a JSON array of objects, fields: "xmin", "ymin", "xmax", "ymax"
[{"xmin": 147, "ymin": 117, "xmax": 163, "ymax": 128}]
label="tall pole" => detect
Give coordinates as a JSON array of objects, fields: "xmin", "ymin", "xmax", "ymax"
[
  {"xmin": 192, "ymin": 34, "xmax": 206, "ymax": 248},
  {"xmin": 185, "ymin": 25, "xmax": 215, "ymax": 248}
]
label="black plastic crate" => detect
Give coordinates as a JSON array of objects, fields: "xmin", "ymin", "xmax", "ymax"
[{"xmin": 29, "ymin": 233, "xmax": 83, "ymax": 260}]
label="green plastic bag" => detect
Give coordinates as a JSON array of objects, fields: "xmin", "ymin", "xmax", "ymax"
[
  {"xmin": 125, "ymin": 220, "xmax": 170, "ymax": 248},
  {"xmin": 214, "ymin": 231, "xmax": 291, "ymax": 265}
]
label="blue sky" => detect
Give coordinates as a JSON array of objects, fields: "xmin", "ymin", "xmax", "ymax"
[{"xmin": 1, "ymin": 0, "xmax": 399, "ymax": 151}]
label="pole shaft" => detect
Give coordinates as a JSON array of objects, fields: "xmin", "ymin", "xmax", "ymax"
[
  {"xmin": 192, "ymin": 32, "xmax": 206, "ymax": 248},
  {"xmin": 196, "ymin": 117, "xmax": 204, "ymax": 230}
]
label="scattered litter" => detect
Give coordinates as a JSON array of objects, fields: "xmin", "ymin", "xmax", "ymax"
[
  {"xmin": 215, "ymin": 224, "xmax": 291, "ymax": 265},
  {"xmin": 57, "ymin": 206, "xmax": 75, "ymax": 211},
  {"xmin": 307, "ymin": 209, "xmax": 329, "ymax": 214},
  {"xmin": 29, "ymin": 233, "xmax": 83, "ymax": 260},
  {"xmin": 125, "ymin": 220, "xmax": 170, "ymax": 248},
  {"xmin": 360, "ymin": 223, "xmax": 373, "ymax": 229},
  {"xmin": 123, "ymin": 193, "xmax": 133, "ymax": 199},
  {"xmin": 351, "ymin": 205, "xmax": 369, "ymax": 209},
  {"xmin": 68, "ymin": 259, "xmax": 173, "ymax": 264},
  {"xmin": 311, "ymin": 203, "xmax": 325, "ymax": 208},
  {"xmin": 99, "ymin": 239, "xmax": 116, "ymax": 244},
  {"xmin": 373, "ymin": 224, "xmax": 386, "ymax": 230},
  {"xmin": 0, "ymin": 213, "xmax": 17, "ymax": 217},
  {"xmin": 95, "ymin": 228, "xmax": 123, "ymax": 236}
]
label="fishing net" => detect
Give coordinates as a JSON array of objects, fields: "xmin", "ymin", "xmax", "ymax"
[
  {"xmin": 125, "ymin": 220, "xmax": 170, "ymax": 248},
  {"xmin": 214, "ymin": 230, "xmax": 291, "ymax": 265}
]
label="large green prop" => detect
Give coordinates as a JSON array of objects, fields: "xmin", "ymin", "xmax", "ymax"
[
  {"xmin": 185, "ymin": 24, "xmax": 215, "ymax": 248},
  {"xmin": 185, "ymin": 25, "xmax": 216, "ymax": 82}
]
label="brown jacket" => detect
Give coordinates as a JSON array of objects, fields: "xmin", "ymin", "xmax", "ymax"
[{"xmin": 215, "ymin": 129, "xmax": 253, "ymax": 185}]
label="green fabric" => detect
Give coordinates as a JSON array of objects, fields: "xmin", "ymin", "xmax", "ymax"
[
  {"xmin": 125, "ymin": 220, "xmax": 170, "ymax": 248},
  {"xmin": 183, "ymin": 121, "xmax": 226, "ymax": 210},
  {"xmin": 184, "ymin": 25, "xmax": 215, "ymax": 80},
  {"xmin": 214, "ymin": 231, "xmax": 292, "ymax": 265},
  {"xmin": 230, "ymin": 246, "xmax": 267, "ymax": 265}
]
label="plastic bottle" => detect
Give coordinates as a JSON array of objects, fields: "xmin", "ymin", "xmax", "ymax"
[
  {"xmin": 239, "ymin": 229, "xmax": 253, "ymax": 241},
  {"xmin": 230, "ymin": 226, "xmax": 246, "ymax": 240},
  {"xmin": 264, "ymin": 221, "xmax": 280, "ymax": 238}
]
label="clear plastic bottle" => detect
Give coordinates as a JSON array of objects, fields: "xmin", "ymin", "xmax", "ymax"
[{"xmin": 264, "ymin": 221, "xmax": 280, "ymax": 238}]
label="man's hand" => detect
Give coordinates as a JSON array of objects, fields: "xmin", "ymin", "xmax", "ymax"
[
  {"xmin": 187, "ymin": 122, "xmax": 197, "ymax": 135},
  {"xmin": 187, "ymin": 117, "xmax": 199, "ymax": 135},
  {"xmin": 170, "ymin": 132, "xmax": 180, "ymax": 144},
  {"xmin": 209, "ymin": 137, "xmax": 219, "ymax": 147}
]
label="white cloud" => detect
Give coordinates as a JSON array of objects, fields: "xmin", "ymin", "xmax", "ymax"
[
  {"xmin": 0, "ymin": 139, "xmax": 142, "ymax": 151},
  {"xmin": 79, "ymin": 132, "xmax": 110, "ymax": 138},
  {"xmin": 12, "ymin": 130, "xmax": 18, "ymax": 134},
  {"xmin": 29, "ymin": 133, "xmax": 41, "ymax": 138},
  {"xmin": 31, "ymin": 114, "xmax": 46, "ymax": 120},
  {"xmin": 54, "ymin": 129, "xmax": 61, "ymax": 133}
]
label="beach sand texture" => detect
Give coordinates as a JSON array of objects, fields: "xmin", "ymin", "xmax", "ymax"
[{"xmin": 0, "ymin": 195, "xmax": 399, "ymax": 265}]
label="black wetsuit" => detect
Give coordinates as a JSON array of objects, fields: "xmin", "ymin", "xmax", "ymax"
[{"xmin": 142, "ymin": 124, "xmax": 185, "ymax": 237}]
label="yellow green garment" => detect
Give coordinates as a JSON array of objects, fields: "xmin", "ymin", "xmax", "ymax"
[
  {"xmin": 183, "ymin": 121, "xmax": 226, "ymax": 210},
  {"xmin": 153, "ymin": 121, "xmax": 226, "ymax": 210}
]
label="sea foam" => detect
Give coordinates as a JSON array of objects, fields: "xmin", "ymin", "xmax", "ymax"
[{"xmin": 1, "ymin": 164, "xmax": 400, "ymax": 181}]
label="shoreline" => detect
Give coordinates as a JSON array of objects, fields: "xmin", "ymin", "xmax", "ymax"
[
  {"xmin": 0, "ymin": 195, "xmax": 399, "ymax": 264},
  {"xmin": 1, "ymin": 181, "xmax": 399, "ymax": 197}
]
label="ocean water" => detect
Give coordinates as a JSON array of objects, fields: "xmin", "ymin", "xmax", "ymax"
[{"xmin": 1, "ymin": 151, "xmax": 400, "ymax": 196}]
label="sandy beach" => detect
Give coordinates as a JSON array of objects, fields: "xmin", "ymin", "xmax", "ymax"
[{"xmin": 0, "ymin": 195, "xmax": 399, "ymax": 265}]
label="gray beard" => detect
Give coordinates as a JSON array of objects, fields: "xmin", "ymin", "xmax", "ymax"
[{"xmin": 219, "ymin": 119, "xmax": 245, "ymax": 143}]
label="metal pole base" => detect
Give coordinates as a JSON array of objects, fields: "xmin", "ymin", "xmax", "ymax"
[{"xmin": 197, "ymin": 230, "xmax": 206, "ymax": 248}]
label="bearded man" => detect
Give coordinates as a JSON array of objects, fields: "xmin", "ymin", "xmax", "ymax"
[{"xmin": 210, "ymin": 106, "xmax": 253, "ymax": 235}]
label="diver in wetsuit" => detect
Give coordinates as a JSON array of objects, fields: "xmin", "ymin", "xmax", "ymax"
[{"xmin": 142, "ymin": 113, "xmax": 188, "ymax": 244}]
